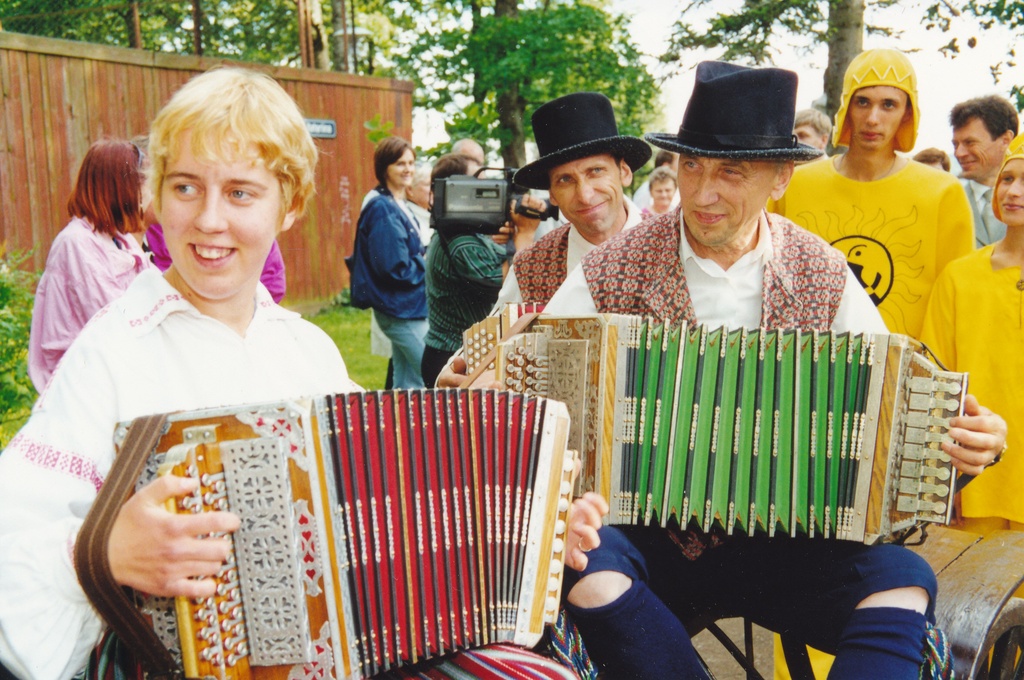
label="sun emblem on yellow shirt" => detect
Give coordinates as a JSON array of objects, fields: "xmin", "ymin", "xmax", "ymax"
[
  {"xmin": 799, "ymin": 205, "xmax": 925, "ymax": 331},
  {"xmin": 833, "ymin": 235, "xmax": 893, "ymax": 304}
]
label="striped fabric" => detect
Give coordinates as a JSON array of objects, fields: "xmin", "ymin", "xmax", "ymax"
[
  {"xmin": 80, "ymin": 634, "xmax": 579, "ymax": 680},
  {"xmin": 384, "ymin": 644, "xmax": 579, "ymax": 680},
  {"xmin": 424, "ymin": 232, "xmax": 507, "ymax": 351}
]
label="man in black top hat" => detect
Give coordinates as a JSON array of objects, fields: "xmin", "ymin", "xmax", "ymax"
[
  {"xmin": 436, "ymin": 91, "xmax": 650, "ymax": 386},
  {"xmin": 541, "ymin": 61, "xmax": 1006, "ymax": 679}
]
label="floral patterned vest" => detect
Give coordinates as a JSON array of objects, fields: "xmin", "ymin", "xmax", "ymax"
[{"xmin": 513, "ymin": 224, "xmax": 572, "ymax": 304}]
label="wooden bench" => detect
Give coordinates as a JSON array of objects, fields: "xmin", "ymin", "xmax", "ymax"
[
  {"xmin": 909, "ymin": 526, "xmax": 1024, "ymax": 678},
  {"xmin": 685, "ymin": 526, "xmax": 1024, "ymax": 679}
]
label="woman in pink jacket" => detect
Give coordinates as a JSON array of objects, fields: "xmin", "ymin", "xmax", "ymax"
[{"xmin": 28, "ymin": 139, "xmax": 153, "ymax": 392}]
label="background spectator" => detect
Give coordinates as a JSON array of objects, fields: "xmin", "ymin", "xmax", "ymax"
[
  {"xmin": 920, "ymin": 132, "xmax": 1024, "ymax": 537},
  {"xmin": 406, "ymin": 161, "xmax": 434, "ymax": 244},
  {"xmin": 950, "ymin": 94, "xmax": 1019, "ymax": 247},
  {"xmin": 28, "ymin": 138, "xmax": 153, "ymax": 392},
  {"xmin": 452, "ymin": 137, "xmax": 486, "ymax": 175},
  {"xmin": 631, "ymin": 149, "xmax": 676, "ymax": 211},
  {"xmin": 913, "ymin": 147, "xmax": 951, "ymax": 171},
  {"xmin": 793, "ymin": 107, "xmax": 832, "ymax": 151},
  {"xmin": 641, "ymin": 165, "xmax": 678, "ymax": 216},
  {"xmin": 346, "ymin": 136, "xmax": 428, "ymax": 388}
]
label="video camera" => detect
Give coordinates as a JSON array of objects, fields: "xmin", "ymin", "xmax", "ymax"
[{"xmin": 431, "ymin": 167, "xmax": 560, "ymax": 236}]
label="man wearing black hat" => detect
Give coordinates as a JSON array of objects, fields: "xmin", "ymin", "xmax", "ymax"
[
  {"xmin": 437, "ymin": 91, "xmax": 650, "ymax": 386},
  {"xmin": 494, "ymin": 91, "xmax": 650, "ymax": 306},
  {"xmin": 543, "ymin": 61, "xmax": 1006, "ymax": 679}
]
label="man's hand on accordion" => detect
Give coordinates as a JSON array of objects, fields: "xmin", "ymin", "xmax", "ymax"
[
  {"xmin": 565, "ymin": 492, "xmax": 609, "ymax": 572},
  {"xmin": 943, "ymin": 394, "xmax": 1009, "ymax": 476},
  {"xmin": 107, "ymin": 474, "xmax": 241, "ymax": 598},
  {"xmin": 437, "ymin": 354, "xmax": 503, "ymax": 390},
  {"xmin": 436, "ymin": 355, "xmax": 467, "ymax": 388}
]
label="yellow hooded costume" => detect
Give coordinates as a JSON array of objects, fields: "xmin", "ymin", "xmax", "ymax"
[
  {"xmin": 992, "ymin": 132, "xmax": 1024, "ymax": 222},
  {"xmin": 831, "ymin": 48, "xmax": 920, "ymax": 152},
  {"xmin": 771, "ymin": 50, "xmax": 973, "ymax": 339}
]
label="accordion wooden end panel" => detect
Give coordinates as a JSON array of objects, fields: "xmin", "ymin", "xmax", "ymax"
[
  {"xmin": 466, "ymin": 314, "xmax": 968, "ymax": 545},
  {"xmin": 116, "ymin": 390, "xmax": 574, "ymax": 680}
]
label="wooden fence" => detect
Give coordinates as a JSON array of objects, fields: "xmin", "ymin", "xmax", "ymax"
[{"xmin": 0, "ymin": 31, "xmax": 414, "ymax": 302}]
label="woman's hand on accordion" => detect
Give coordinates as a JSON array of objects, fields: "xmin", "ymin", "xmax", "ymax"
[
  {"xmin": 107, "ymin": 474, "xmax": 241, "ymax": 598},
  {"xmin": 944, "ymin": 394, "xmax": 1009, "ymax": 476},
  {"xmin": 566, "ymin": 492, "xmax": 609, "ymax": 572}
]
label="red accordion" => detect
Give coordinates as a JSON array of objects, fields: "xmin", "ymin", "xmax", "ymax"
[{"xmin": 89, "ymin": 389, "xmax": 574, "ymax": 679}]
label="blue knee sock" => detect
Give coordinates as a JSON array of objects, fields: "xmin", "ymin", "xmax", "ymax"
[
  {"xmin": 828, "ymin": 607, "xmax": 927, "ymax": 680},
  {"xmin": 566, "ymin": 580, "xmax": 708, "ymax": 679}
]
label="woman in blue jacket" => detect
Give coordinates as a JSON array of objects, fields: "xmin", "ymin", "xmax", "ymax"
[{"xmin": 348, "ymin": 136, "xmax": 428, "ymax": 388}]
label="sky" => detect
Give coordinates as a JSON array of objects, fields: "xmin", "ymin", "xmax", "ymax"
[{"xmin": 611, "ymin": 0, "xmax": 1024, "ymax": 162}]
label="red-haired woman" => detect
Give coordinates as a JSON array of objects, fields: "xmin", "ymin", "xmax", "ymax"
[{"xmin": 28, "ymin": 138, "xmax": 153, "ymax": 392}]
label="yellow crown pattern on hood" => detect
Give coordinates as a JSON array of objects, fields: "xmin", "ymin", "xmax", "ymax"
[
  {"xmin": 832, "ymin": 48, "xmax": 919, "ymax": 152},
  {"xmin": 993, "ymin": 131, "xmax": 1024, "ymax": 222}
]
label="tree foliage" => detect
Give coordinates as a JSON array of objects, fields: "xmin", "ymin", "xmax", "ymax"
[
  {"xmin": 663, "ymin": 0, "xmax": 829, "ymax": 66},
  {"xmin": 966, "ymin": 0, "xmax": 1024, "ymax": 108},
  {"xmin": 0, "ymin": 248, "xmax": 37, "ymax": 446},
  {"xmin": 0, "ymin": 0, "xmax": 314, "ymax": 66},
  {"xmin": 662, "ymin": 0, "xmax": 1024, "ymax": 120},
  {"xmin": 356, "ymin": 0, "xmax": 660, "ymax": 166}
]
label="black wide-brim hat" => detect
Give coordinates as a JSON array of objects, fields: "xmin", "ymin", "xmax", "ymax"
[
  {"xmin": 514, "ymin": 92, "xmax": 652, "ymax": 190},
  {"xmin": 645, "ymin": 61, "xmax": 823, "ymax": 162}
]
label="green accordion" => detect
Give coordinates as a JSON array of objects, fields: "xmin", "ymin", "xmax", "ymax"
[{"xmin": 466, "ymin": 313, "xmax": 967, "ymax": 544}]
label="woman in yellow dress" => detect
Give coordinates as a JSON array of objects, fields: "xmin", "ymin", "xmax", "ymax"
[{"xmin": 920, "ymin": 132, "xmax": 1024, "ymax": 534}]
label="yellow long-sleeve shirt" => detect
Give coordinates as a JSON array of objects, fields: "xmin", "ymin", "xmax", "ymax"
[
  {"xmin": 771, "ymin": 158, "xmax": 974, "ymax": 338},
  {"xmin": 920, "ymin": 246, "xmax": 1024, "ymax": 523}
]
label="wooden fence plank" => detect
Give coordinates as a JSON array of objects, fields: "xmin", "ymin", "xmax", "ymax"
[{"xmin": 24, "ymin": 52, "xmax": 53, "ymax": 263}]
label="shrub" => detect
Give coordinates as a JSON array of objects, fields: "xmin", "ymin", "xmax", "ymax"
[{"xmin": 0, "ymin": 248, "xmax": 38, "ymax": 446}]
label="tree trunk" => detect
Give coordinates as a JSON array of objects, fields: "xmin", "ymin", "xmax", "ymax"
[
  {"xmin": 824, "ymin": 0, "xmax": 864, "ymax": 126},
  {"xmin": 129, "ymin": 2, "xmax": 142, "ymax": 48},
  {"xmin": 331, "ymin": 0, "xmax": 349, "ymax": 71},
  {"xmin": 297, "ymin": 0, "xmax": 313, "ymax": 67},
  {"xmin": 192, "ymin": 1, "xmax": 203, "ymax": 56},
  {"xmin": 310, "ymin": 0, "xmax": 331, "ymax": 69},
  {"xmin": 495, "ymin": 0, "xmax": 526, "ymax": 167}
]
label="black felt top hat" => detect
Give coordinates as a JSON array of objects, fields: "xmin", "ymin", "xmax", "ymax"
[
  {"xmin": 514, "ymin": 92, "xmax": 652, "ymax": 190},
  {"xmin": 645, "ymin": 61, "xmax": 823, "ymax": 162}
]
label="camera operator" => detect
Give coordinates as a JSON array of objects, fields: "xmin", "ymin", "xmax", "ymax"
[{"xmin": 420, "ymin": 153, "xmax": 545, "ymax": 385}]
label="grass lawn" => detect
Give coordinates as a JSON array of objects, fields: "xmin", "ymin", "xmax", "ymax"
[{"xmin": 305, "ymin": 304, "xmax": 389, "ymax": 390}]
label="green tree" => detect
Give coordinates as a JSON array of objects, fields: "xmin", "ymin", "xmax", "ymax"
[
  {"xmin": 0, "ymin": 0, "xmax": 323, "ymax": 66},
  {"xmin": 356, "ymin": 0, "xmax": 660, "ymax": 167}
]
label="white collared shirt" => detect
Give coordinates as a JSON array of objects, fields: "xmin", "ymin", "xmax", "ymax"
[
  {"xmin": 491, "ymin": 198, "xmax": 643, "ymax": 311},
  {"xmin": 0, "ymin": 269, "xmax": 355, "ymax": 680}
]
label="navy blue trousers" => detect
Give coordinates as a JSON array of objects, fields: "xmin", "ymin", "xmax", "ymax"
[{"xmin": 567, "ymin": 526, "xmax": 936, "ymax": 656}]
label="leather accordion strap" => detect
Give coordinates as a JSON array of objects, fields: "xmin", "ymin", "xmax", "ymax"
[
  {"xmin": 460, "ymin": 311, "xmax": 541, "ymax": 388},
  {"xmin": 74, "ymin": 413, "xmax": 180, "ymax": 679}
]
